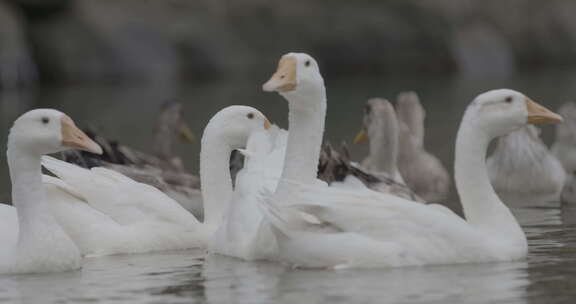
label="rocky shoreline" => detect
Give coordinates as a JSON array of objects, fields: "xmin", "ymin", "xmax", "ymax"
[{"xmin": 2, "ymin": 0, "xmax": 576, "ymax": 88}]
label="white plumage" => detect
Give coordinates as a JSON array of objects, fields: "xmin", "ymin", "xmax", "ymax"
[
  {"xmin": 487, "ymin": 125, "xmax": 565, "ymax": 198},
  {"xmin": 250, "ymin": 53, "xmax": 561, "ymax": 268},
  {"xmin": 0, "ymin": 109, "xmax": 101, "ymax": 273},
  {"xmin": 39, "ymin": 105, "xmax": 271, "ymax": 257},
  {"xmin": 42, "ymin": 157, "xmax": 204, "ymax": 256},
  {"xmin": 395, "ymin": 92, "xmax": 451, "ymax": 203},
  {"xmin": 552, "ymin": 102, "xmax": 576, "ymax": 204}
]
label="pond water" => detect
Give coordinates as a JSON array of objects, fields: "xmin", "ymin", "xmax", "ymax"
[
  {"xmin": 1, "ymin": 67, "xmax": 576, "ymax": 303},
  {"xmin": 0, "ymin": 203, "xmax": 574, "ymax": 304}
]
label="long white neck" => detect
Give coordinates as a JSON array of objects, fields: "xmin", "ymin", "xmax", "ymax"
[
  {"xmin": 401, "ymin": 109, "xmax": 425, "ymax": 148},
  {"xmin": 368, "ymin": 119, "xmax": 399, "ymax": 177},
  {"xmin": 275, "ymin": 86, "xmax": 327, "ymax": 200},
  {"xmin": 200, "ymin": 131, "xmax": 234, "ymax": 228},
  {"xmin": 7, "ymin": 142, "xmax": 80, "ymax": 265},
  {"xmin": 8, "ymin": 148, "xmax": 47, "ymax": 229},
  {"xmin": 454, "ymin": 115, "xmax": 525, "ymax": 244}
]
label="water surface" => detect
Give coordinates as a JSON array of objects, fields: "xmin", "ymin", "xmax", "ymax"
[{"xmin": 0, "ymin": 204, "xmax": 574, "ymax": 303}]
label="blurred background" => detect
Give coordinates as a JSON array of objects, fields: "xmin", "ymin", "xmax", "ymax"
[
  {"xmin": 2, "ymin": 0, "xmax": 576, "ymax": 205},
  {"xmin": 3, "ymin": 0, "xmax": 576, "ymax": 86}
]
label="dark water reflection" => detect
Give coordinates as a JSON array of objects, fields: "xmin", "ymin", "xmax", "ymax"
[{"xmin": 2, "ymin": 68, "xmax": 576, "ymax": 302}]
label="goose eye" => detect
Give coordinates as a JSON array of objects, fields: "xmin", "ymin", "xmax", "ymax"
[
  {"xmin": 247, "ymin": 113, "xmax": 254, "ymax": 119},
  {"xmin": 305, "ymin": 60, "xmax": 311, "ymax": 67},
  {"xmin": 41, "ymin": 117, "xmax": 50, "ymax": 124},
  {"xmin": 505, "ymin": 96, "xmax": 513, "ymax": 103}
]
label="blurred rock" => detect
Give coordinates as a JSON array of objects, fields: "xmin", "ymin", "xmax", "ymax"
[
  {"xmin": 452, "ymin": 23, "xmax": 515, "ymax": 77},
  {"xmin": 0, "ymin": 0, "xmax": 36, "ymax": 88},
  {"xmin": 3, "ymin": 0, "xmax": 576, "ymax": 86}
]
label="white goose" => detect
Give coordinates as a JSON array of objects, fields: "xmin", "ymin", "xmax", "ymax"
[
  {"xmin": 210, "ymin": 124, "xmax": 287, "ymax": 260},
  {"xmin": 351, "ymin": 98, "xmax": 422, "ymax": 200},
  {"xmin": 0, "ymin": 109, "xmax": 102, "ymax": 274},
  {"xmin": 395, "ymin": 92, "xmax": 451, "ymax": 202},
  {"xmin": 487, "ymin": 125, "xmax": 565, "ymax": 198},
  {"xmin": 40, "ymin": 106, "xmax": 271, "ymax": 256},
  {"xmin": 354, "ymin": 98, "xmax": 405, "ymax": 183},
  {"xmin": 258, "ymin": 53, "xmax": 562, "ymax": 268},
  {"xmin": 396, "ymin": 91, "xmax": 425, "ymax": 148}
]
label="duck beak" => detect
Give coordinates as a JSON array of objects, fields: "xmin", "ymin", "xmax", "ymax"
[
  {"xmin": 178, "ymin": 123, "xmax": 195, "ymax": 143},
  {"xmin": 263, "ymin": 55, "xmax": 297, "ymax": 92},
  {"xmin": 264, "ymin": 119, "xmax": 272, "ymax": 130},
  {"xmin": 526, "ymin": 98, "xmax": 563, "ymax": 124},
  {"xmin": 61, "ymin": 115, "xmax": 103, "ymax": 154},
  {"xmin": 353, "ymin": 129, "xmax": 368, "ymax": 144}
]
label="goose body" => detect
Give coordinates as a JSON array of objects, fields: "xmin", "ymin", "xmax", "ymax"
[
  {"xmin": 212, "ymin": 53, "xmax": 417, "ymax": 261},
  {"xmin": 61, "ymin": 102, "xmax": 203, "ymax": 217},
  {"xmin": 395, "ymin": 92, "xmax": 451, "ymax": 203},
  {"xmin": 552, "ymin": 102, "xmax": 576, "ymax": 173},
  {"xmin": 255, "ymin": 53, "xmax": 561, "ymax": 268},
  {"xmin": 0, "ymin": 109, "xmax": 102, "ymax": 273},
  {"xmin": 210, "ymin": 125, "xmax": 287, "ymax": 260},
  {"xmin": 38, "ymin": 106, "xmax": 271, "ymax": 257},
  {"xmin": 487, "ymin": 125, "xmax": 565, "ymax": 198},
  {"xmin": 211, "ymin": 98, "xmax": 417, "ymax": 260},
  {"xmin": 41, "ymin": 157, "xmax": 204, "ymax": 256},
  {"xmin": 318, "ymin": 142, "xmax": 420, "ymax": 201},
  {"xmin": 354, "ymin": 98, "xmax": 422, "ymax": 201},
  {"xmin": 551, "ymin": 102, "xmax": 576, "ymax": 204},
  {"xmin": 561, "ymin": 173, "xmax": 576, "ymax": 204}
]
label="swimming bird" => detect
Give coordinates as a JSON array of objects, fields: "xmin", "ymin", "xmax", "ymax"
[
  {"xmin": 395, "ymin": 92, "xmax": 451, "ymax": 202},
  {"xmin": 0, "ymin": 109, "xmax": 102, "ymax": 273},
  {"xmin": 353, "ymin": 98, "xmax": 422, "ymax": 200},
  {"xmin": 258, "ymin": 52, "xmax": 561, "ymax": 268},
  {"xmin": 42, "ymin": 106, "xmax": 271, "ymax": 256},
  {"xmin": 355, "ymin": 98, "xmax": 404, "ymax": 182}
]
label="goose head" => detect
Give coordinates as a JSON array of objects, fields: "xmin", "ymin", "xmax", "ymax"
[
  {"xmin": 354, "ymin": 98, "xmax": 398, "ymax": 144},
  {"xmin": 9, "ymin": 109, "xmax": 102, "ymax": 156},
  {"xmin": 262, "ymin": 53, "xmax": 324, "ymax": 108},
  {"xmin": 466, "ymin": 89, "xmax": 562, "ymax": 138},
  {"xmin": 203, "ymin": 105, "xmax": 271, "ymax": 149}
]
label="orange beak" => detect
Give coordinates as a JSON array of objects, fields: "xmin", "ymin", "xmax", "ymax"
[
  {"xmin": 353, "ymin": 129, "xmax": 368, "ymax": 144},
  {"xmin": 526, "ymin": 98, "xmax": 563, "ymax": 124},
  {"xmin": 263, "ymin": 55, "xmax": 297, "ymax": 92},
  {"xmin": 61, "ymin": 115, "xmax": 103, "ymax": 154}
]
